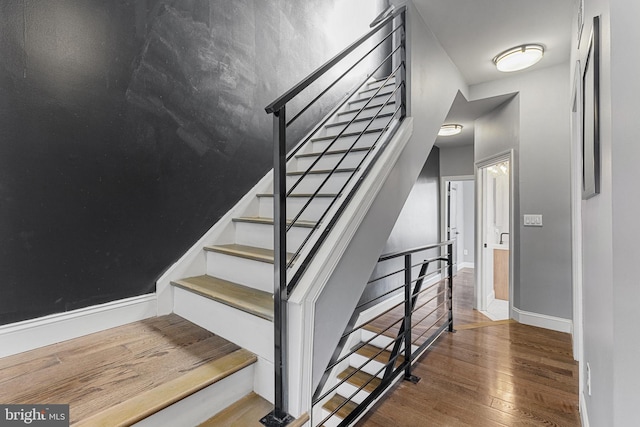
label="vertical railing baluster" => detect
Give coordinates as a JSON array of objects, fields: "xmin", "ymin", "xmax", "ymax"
[
  {"xmin": 399, "ymin": 10, "xmax": 407, "ymax": 119},
  {"xmin": 403, "ymin": 254, "xmax": 413, "ymax": 380},
  {"xmin": 262, "ymin": 107, "xmax": 294, "ymax": 426},
  {"xmin": 448, "ymin": 242, "xmax": 455, "ymax": 332}
]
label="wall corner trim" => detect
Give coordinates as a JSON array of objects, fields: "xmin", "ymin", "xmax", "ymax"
[
  {"xmin": 512, "ymin": 307, "xmax": 573, "ymax": 334},
  {"xmin": 0, "ymin": 294, "xmax": 157, "ymax": 358}
]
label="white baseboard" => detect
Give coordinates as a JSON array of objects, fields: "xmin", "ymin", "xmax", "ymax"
[
  {"xmin": 0, "ymin": 294, "xmax": 157, "ymax": 358},
  {"xmin": 512, "ymin": 307, "xmax": 572, "ymax": 334},
  {"xmin": 580, "ymin": 392, "xmax": 590, "ymax": 427},
  {"xmin": 458, "ymin": 262, "xmax": 475, "ymax": 269}
]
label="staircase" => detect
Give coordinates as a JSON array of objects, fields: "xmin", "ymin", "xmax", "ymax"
[{"xmin": 168, "ymin": 75, "xmax": 401, "ymax": 410}]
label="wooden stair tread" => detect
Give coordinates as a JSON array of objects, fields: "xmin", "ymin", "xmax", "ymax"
[
  {"xmin": 325, "ymin": 113, "xmax": 394, "ymax": 128},
  {"xmin": 76, "ymin": 348, "xmax": 256, "ymax": 427},
  {"xmin": 295, "ymin": 146, "xmax": 372, "ymax": 158},
  {"xmin": 172, "ymin": 275, "xmax": 273, "ymax": 321},
  {"xmin": 311, "ymin": 129, "xmax": 385, "ymax": 142},
  {"xmin": 200, "ymin": 392, "xmax": 310, "ymax": 427},
  {"xmin": 199, "ymin": 392, "xmax": 271, "ymax": 427},
  {"xmin": 354, "ymin": 343, "xmax": 405, "ymax": 365},
  {"xmin": 0, "ymin": 314, "xmax": 253, "ymax": 425},
  {"xmin": 287, "ymin": 167, "xmax": 356, "ymax": 175},
  {"xmin": 349, "ymin": 93, "xmax": 395, "ymax": 104},
  {"xmin": 204, "ymin": 243, "xmax": 293, "ymax": 264},
  {"xmin": 232, "ymin": 216, "xmax": 316, "ymax": 229},
  {"xmin": 337, "ymin": 366, "xmax": 382, "ymax": 394},
  {"xmin": 322, "ymin": 394, "xmax": 358, "ymax": 420}
]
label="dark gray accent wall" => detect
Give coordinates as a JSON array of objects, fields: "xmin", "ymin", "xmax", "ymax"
[{"xmin": 0, "ymin": 0, "xmax": 386, "ymax": 325}]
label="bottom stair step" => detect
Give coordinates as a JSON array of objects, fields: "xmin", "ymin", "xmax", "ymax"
[{"xmin": 0, "ymin": 314, "xmax": 256, "ymax": 426}]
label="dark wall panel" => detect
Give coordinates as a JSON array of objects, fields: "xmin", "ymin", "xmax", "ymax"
[{"xmin": 0, "ymin": 0, "xmax": 386, "ymax": 325}]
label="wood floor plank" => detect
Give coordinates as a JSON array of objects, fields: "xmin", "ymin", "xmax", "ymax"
[{"xmin": 356, "ymin": 268, "xmax": 580, "ymax": 427}]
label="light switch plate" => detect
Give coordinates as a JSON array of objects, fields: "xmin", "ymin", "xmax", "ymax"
[{"xmin": 524, "ymin": 214, "xmax": 543, "ymax": 227}]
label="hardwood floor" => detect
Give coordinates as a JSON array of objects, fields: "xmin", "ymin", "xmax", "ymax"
[{"xmin": 357, "ymin": 268, "xmax": 580, "ymax": 427}]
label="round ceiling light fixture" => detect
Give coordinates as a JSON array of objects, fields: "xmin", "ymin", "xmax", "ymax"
[
  {"xmin": 438, "ymin": 124, "xmax": 463, "ymax": 137},
  {"xmin": 493, "ymin": 44, "xmax": 544, "ymax": 72}
]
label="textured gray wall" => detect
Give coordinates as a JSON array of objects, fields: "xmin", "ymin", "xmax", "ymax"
[{"xmin": 0, "ymin": 0, "xmax": 386, "ymax": 325}]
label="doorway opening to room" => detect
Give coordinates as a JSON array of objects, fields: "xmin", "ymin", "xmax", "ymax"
[
  {"xmin": 441, "ymin": 176, "xmax": 475, "ymax": 275},
  {"xmin": 476, "ymin": 153, "xmax": 513, "ymax": 321}
]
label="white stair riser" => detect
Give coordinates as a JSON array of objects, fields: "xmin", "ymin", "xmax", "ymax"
[
  {"xmin": 296, "ymin": 150, "xmax": 368, "ymax": 170},
  {"xmin": 349, "ymin": 95, "xmax": 397, "ymax": 111},
  {"xmin": 311, "ymin": 132, "xmax": 382, "ymax": 153},
  {"xmin": 360, "ymin": 330, "xmax": 420, "ymax": 353},
  {"xmin": 319, "ymin": 411, "xmax": 342, "ymax": 427},
  {"xmin": 234, "ymin": 221, "xmax": 312, "ymax": 252},
  {"xmin": 205, "ymin": 251, "xmax": 273, "ymax": 293},
  {"xmin": 349, "ymin": 352, "xmax": 405, "ymax": 379},
  {"xmin": 285, "ymin": 172, "xmax": 352, "ymax": 194},
  {"xmin": 336, "ymin": 102, "xmax": 397, "ymax": 123},
  {"xmin": 367, "ymin": 78, "xmax": 395, "ymax": 90},
  {"xmin": 360, "ymin": 331, "xmax": 396, "ymax": 350},
  {"xmin": 321, "ymin": 116, "xmax": 392, "ymax": 138},
  {"xmin": 173, "ymin": 286, "xmax": 273, "ymax": 361},
  {"xmin": 336, "ymin": 381, "xmax": 371, "ymax": 405},
  {"xmin": 258, "ymin": 196, "xmax": 335, "ymax": 222},
  {"xmin": 134, "ymin": 363, "xmax": 255, "ymax": 427},
  {"xmin": 355, "ymin": 86, "xmax": 395, "ymax": 101}
]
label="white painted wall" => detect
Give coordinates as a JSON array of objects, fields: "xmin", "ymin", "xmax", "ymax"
[
  {"xmin": 572, "ymin": 0, "xmax": 640, "ymax": 424},
  {"xmin": 471, "ymin": 64, "xmax": 573, "ymax": 321}
]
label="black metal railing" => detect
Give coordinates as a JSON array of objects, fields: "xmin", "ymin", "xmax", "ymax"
[
  {"xmin": 312, "ymin": 240, "xmax": 455, "ymax": 426},
  {"xmin": 262, "ymin": 6, "xmax": 407, "ymax": 425}
]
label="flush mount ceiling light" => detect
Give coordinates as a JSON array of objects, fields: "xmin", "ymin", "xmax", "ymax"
[
  {"xmin": 493, "ymin": 44, "xmax": 544, "ymax": 72},
  {"xmin": 438, "ymin": 124, "xmax": 463, "ymax": 136}
]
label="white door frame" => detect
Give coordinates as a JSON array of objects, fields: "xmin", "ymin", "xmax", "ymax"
[
  {"xmin": 475, "ymin": 150, "xmax": 515, "ymax": 315},
  {"xmin": 440, "ymin": 175, "xmax": 475, "ymax": 275}
]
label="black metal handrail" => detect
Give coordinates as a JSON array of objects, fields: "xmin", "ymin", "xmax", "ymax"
[
  {"xmin": 262, "ymin": 6, "xmax": 407, "ymax": 425},
  {"xmin": 312, "ymin": 240, "xmax": 455, "ymax": 426}
]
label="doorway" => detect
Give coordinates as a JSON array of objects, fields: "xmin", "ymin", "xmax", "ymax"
[
  {"xmin": 476, "ymin": 153, "xmax": 512, "ymax": 321},
  {"xmin": 441, "ymin": 176, "xmax": 475, "ymax": 277}
]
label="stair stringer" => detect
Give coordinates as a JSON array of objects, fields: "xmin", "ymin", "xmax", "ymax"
[{"xmin": 286, "ymin": 117, "xmax": 447, "ymax": 418}]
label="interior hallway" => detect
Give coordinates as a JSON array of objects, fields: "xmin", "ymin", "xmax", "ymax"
[{"xmin": 357, "ymin": 268, "xmax": 580, "ymax": 426}]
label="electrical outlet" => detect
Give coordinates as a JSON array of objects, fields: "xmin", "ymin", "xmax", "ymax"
[
  {"xmin": 463, "ymin": 249, "xmax": 468, "ymax": 255},
  {"xmin": 586, "ymin": 362, "xmax": 592, "ymax": 396}
]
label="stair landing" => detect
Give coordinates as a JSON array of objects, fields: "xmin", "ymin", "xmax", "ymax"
[{"xmin": 0, "ymin": 314, "xmax": 256, "ymax": 426}]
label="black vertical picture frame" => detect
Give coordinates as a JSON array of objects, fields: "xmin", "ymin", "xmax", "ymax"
[{"xmin": 582, "ymin": 16, "xmax": 600, "ymax": 199}]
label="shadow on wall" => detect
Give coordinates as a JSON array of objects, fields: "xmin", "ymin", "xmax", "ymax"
[{"xmin": 0, "ymin": 0, "xmax": 386, "ymax": 325}]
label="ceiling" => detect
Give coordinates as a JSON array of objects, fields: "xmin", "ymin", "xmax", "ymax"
[
  {"xmin": 411, "ymin": 0, "xmax": 575, "ymax": 148},
  {"xmin": 413, "ymin": 0, "xmax": 575, "ymax": 86}
]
